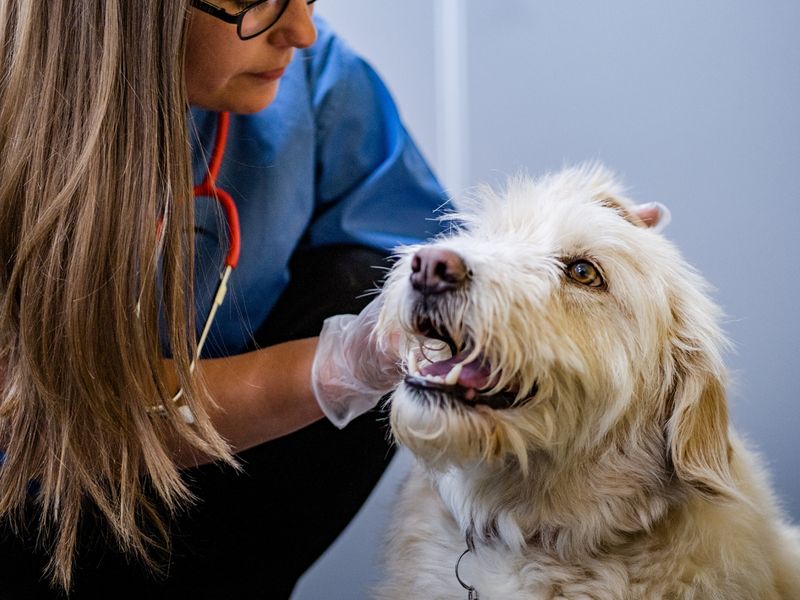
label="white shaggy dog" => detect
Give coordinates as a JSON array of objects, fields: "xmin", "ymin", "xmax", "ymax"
[{"xmin": 374, "ymin": 165, "xmax": 800, "ymax": 600}]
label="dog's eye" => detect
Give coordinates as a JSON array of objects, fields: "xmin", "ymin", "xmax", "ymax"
[{"xmin": 566, "ymin": 260, "xmax": 605, "ymax": 288}]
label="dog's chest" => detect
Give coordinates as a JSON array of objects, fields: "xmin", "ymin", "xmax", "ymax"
[
  {"xmin": 380, "ymin": 530, "xmax": 642, "ymax": 600},
  {"xmin": 376, "ymin": 469, "xmax": 700, "ymax": 600},
  {"xmin": 378, "ymin": 469, "xmax": 664, "ymax": 600}
]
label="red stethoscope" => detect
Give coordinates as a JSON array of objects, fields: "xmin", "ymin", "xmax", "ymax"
[
  {"xmin": 192, "ymin": 111, "xmax": 241, "ymax": 361},
  {"xmin": 150, "ymin": 111, "xmax": 240, "ymax": 423}
]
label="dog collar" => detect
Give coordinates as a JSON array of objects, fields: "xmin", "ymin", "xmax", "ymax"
[{"xmin": 455, "ymin": 540, "xmax": 480, "ymax": 600}]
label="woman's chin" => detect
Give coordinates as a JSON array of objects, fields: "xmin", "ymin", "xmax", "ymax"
[
  {"xmin": 237, "ymin": 79, "xmax": 281, "ymax": 113},
  {"xmin": 191, "ymin": 80, "xmax": 280, "ymax": 115}
]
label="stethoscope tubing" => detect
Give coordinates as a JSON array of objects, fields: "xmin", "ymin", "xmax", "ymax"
[
  {"xmin": 149, "ymin": 111, "xmax": 241, "ymax": 423},
  {"xmin": 194, "ymin": 111, "xmax": 241, "ymax": 269}
]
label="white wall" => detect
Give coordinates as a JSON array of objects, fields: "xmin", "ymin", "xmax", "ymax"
[{"xmin": 294, "ymin": 2, "xmax": 800, "ymax": 598}]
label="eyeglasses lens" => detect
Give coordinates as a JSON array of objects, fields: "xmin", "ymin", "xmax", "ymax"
[{"xmin": 240, "ymin": 0, "xmax": 285, "ymax": 39}]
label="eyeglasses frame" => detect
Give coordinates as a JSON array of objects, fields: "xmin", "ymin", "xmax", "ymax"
[{"xmin": 190, "ymin": 0, "xmax": 317, "ymax": 41}]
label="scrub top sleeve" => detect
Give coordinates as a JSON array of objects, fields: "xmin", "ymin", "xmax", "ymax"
[{"xmin": 303, "ymin": 19, "xmax": 449, "ymax": 252}]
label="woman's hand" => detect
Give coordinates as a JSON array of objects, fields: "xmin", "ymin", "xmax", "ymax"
[
  {"xmin": 311, "ymin": 296, "xmax": 401, "ymax": 428},
  {"xmin": 163, "ymin": 295, "xmax": 401, "ymax": 466}
]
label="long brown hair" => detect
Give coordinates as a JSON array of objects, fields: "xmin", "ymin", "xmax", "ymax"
[{"xmin": 0, "ymin": 0, "xmax": 233, "ymax": 589}]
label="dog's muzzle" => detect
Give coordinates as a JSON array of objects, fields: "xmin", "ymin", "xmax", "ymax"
[{"xmin": 402, "ymin": 247, "xmax": 537, "ymax": 410}]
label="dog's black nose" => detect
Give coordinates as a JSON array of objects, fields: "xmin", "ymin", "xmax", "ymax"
[{"xmin": 410, "ymin": 248, "xmax": 468, "ymax": 294}]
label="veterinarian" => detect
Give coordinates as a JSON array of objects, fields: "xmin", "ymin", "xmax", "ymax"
[{"xmin": 0, "ymin": 1, "xmax": 445, "ymax": 597}]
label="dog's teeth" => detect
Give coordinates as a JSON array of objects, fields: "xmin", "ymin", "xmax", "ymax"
[
  {"xmin": 408, "ymin": 351, "xmax": 419, "ymax": 375},
  {"xmin": 444, "ymin": 362, "xmax": 463, "ymax": 385}
]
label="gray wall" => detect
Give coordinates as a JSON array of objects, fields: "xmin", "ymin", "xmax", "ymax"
[{"xmin": 294, "ymin": 2, "xmax": 800, "ymax": 598}]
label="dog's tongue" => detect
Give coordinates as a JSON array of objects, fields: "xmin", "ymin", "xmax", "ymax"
[{"xmin": 419, "ymin": 353, "xmax": 496, "ymax": 389}]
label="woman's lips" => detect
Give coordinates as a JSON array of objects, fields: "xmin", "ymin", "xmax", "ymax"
[{"xmin": 249, "ymin": 67, "xmax": 286, "ymax": 82}]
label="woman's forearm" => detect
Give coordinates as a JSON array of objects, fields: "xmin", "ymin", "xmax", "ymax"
[
  {"xmin": 168, "ymin": 337, "xmax": 325, "ymax": 466},
  {"xmin": 201, "ymin": 336, "xmax": 324, "ymax": 445}
]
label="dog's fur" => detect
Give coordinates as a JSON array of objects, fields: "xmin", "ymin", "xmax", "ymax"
[{"xmin": 374, "ymin": 165, "xmax": 800, "ymax": 599}]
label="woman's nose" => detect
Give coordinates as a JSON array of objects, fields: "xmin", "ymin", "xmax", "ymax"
[{"xmin": 268, "ymin": 0, "xmax": 317, "ymax": 49}]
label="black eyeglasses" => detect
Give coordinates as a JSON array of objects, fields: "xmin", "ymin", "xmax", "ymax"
[{"xmin": 191, "ymin": 0, "xmax": 317, "ymax": 41}]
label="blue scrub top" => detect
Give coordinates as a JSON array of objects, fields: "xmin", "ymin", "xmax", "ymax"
[{"xmin": 189, "ymin": 17, "xmax": 448, "ymax": 358}]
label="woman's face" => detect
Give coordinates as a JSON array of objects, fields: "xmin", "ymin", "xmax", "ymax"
[{"xmin": 185, "ymin": 0, "xmax": 317, "ymax": 113}]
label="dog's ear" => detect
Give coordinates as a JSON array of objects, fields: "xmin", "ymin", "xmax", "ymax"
[
  {"xmin": 666, "ymin": 349, "xmax": 735, "ymax": 500},
  {"xmin": 629, "ymin": 202, "xmax": 671, "ymax": 232},
  {"xmin": 600, "ymin": 197, "xmax": 672, "ymax": 232}
]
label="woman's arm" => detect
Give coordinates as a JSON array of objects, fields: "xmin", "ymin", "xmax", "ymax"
[
  {"xmin": 170, "ymin": 297, "xmax": 400, "ymax": 467},
  {"xmin": 168, "ymin": 337, "xmax": 324, "ymax": 467},
  {"xmin": 199, "ymin": 337, "xmax": 323, "ymax": 447}
]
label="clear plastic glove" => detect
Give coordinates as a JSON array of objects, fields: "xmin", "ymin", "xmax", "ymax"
[{"xmin": 311, "ymin": 296, "xmax": 402, "ymax": 429}]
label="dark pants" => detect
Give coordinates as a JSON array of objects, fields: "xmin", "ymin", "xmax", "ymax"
[{"xmin": 0, "ymin": 245, "xmax": 395, "ymax": 599}]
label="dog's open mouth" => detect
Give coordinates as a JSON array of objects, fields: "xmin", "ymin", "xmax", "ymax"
[{"xmin": 403, "ymin": 317, "xmax": 536, "ymax": 410}]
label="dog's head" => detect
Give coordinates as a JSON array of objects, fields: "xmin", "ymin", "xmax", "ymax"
[{"xmin": 378, "ymin": 164, "xmax": 733, "ymax": 501}]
